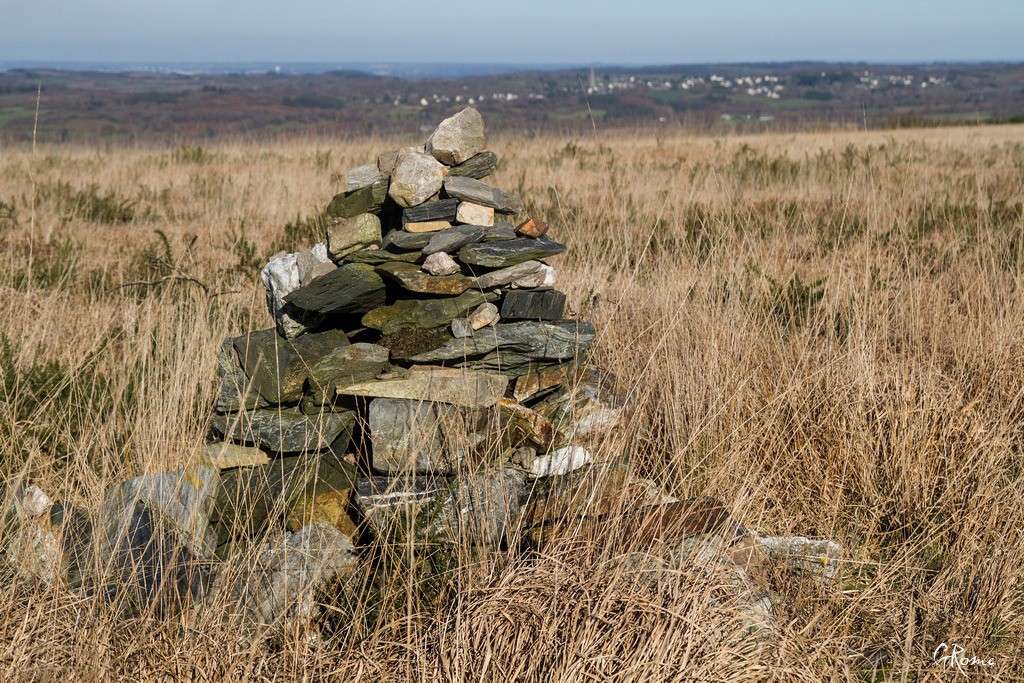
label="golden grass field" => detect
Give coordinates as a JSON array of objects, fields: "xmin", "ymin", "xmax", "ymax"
[{"xmin": 1, "ymin": 123, "xmax": 1023, "ymax": 680}]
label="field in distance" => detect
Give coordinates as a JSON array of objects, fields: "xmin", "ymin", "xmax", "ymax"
[{"xmin": 0, "ymin": 124, "xmax": 1022, "ymax": 678}]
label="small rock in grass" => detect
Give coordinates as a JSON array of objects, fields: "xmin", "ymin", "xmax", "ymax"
[
  {"xmin": 755, "ymin": 535, "xmax": 843, "ymax": 581},
  {"xmin": 215, "ymin": 522, "xmax": 357, "ymax": 634}
]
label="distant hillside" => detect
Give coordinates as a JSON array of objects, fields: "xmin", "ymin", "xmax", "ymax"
[{"xmin": 1, "ymin": 62, "xmax": 1022, "ymax": 143}]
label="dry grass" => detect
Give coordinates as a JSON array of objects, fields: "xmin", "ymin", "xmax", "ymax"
[{"xmin": 1, "ymin": 124, "xmax": 1023, "ymax": 679}]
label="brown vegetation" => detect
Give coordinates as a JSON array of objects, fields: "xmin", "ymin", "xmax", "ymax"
[{"xmin": 0, "ymin": 124, "xmax": 1022, "ymax": 679}]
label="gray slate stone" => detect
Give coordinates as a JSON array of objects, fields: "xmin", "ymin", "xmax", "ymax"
[
  {"xmin": 451, "ymin": 318, "xmax": 473, "ymax": 338},
  {"xmin": 326, "ymin": 177, "xmax": 389, "ymax": 218},
  {"xmin": 211, "ymin": 407, "xmax": 355, "ymax": 455},
  {"xmin": 233, "ymin": 327, "xmax": 350, "ymax": 404},
  {"xmin": 402, "ymin": 198, "xmax": 459, "ymax": 225},
  {"xmin": 214, "ymin": 339, "xmax": 269, "ymax": 413},
  {"xmin": 481, "ymin": 222, "xmax": 517, "ymax": 241},
  {"xmin": 423, "ymin": 224, "xmax": 486, "ymax": 256},
  {"xmin": 95, "ymin": 467, "xmax": 220, "ymax": 616},
  {"xmin": 500, "ymin": 289, "xmax": 567, "ymax": 321},
  {"xmin": 423, "ymin": 223, "xmax": 516, "ymax": 256},
  {"xmin": 458, "ymin": 236, "xmax": 566, "ymax": 269},
  {"xmin": 211, "ymin": 453, "xmax": 359, "ymax": 546},
  {"xmin": 344, "ymin": 248, "xmax": 422, "ymax": 265},
  {"xmin": 443, "ymin": 176, "xmax": 523, "ymax": 213},
  {"xmin": 472, "ymin": 260, "xmax": 544, "ymax": 289},
  {"xmin": 215, "ymin": 523, "xmax": 357, "ymax": 634},
  {"xmin": 384, "ymin": 230, "xmax": 433, "ymax": 251},
  {"xmin": 361, "ymin": 290, "xmax": 498, "ymax": 335},
  {"xmin": 284, "ymin": 263, "xmax": 387, "ymax": 319},
  {"xmin": 408, "ymin": 321, "xmax": 595, "ymax": 374},
  {"xmin": 448, "ymin": 151, "xmax": 498, "ymax": 179},
  {"xmin": 369, "ymin": 398, "xmax": 501, "ymax": 474},
  {"xmin": 369, "ymin": 399, "xmax": 446, "ymax": 474},
  {"xmin": 353, "ymin": 467, "xmax": 525, "ymax": 547},
  {"xmin": 306, "ymin": 342, "xmax": 390, "ymax": 403}
]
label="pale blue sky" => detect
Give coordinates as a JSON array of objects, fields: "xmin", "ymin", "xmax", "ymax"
[{"xmin": 2, "ymin": 0, "xmax": 1021, "ymax": 63}]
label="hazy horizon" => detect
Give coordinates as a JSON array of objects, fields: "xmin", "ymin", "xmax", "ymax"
[{"xmin": 2, "ymin": 1, "xmax": 1021, "ymax": 65}]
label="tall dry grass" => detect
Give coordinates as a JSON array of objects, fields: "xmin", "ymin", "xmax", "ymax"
[{"xmin": 0, "ymin": 124, "xmax": 1023, "ymax": 679}]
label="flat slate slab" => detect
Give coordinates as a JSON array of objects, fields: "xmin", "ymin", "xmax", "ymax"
[
  {"xmin": 306, "ymin": 342, "xmax": 390, "ymax": 402},
  {"xmin": 448, "ymin": 151, "xmax": 498, "ymax": 179},
  {"xmin": 233, "ymin": 327, "xmax": 351, "ymax": 404},
  {"xmin": 344, "ymin": 248, "xmax": 422, "ymax": 265},
  {"xmin": 361, "ymin": 290, "xmax": 497, "ymax": 335},
  {"xmin": 407, "ymin": 321, "xmax": 594, "ymax": 375},
  {"xmin": 377, "ymin": 261, "xmax": 474, "ymax": 295},
  {"xmin": 443, "ymin": 176, "xmax": 523, "ymax": 213},
  {"xmin": 384, "ymin": 229, "xmax": 433, "ymax": 251},
  {"xmin": 210, "ymin": 406, "xmax": 355, "ymax": 455},
  {"xmin": 214, "ymin": 339, "xmax": 269, "ymax": 413},
  {"xmin": 325, "ymin": 177, "xmax": 389, "ymax": 218},
  {"xmin": 336, "ymin": 366, "xmax": 509, "ymax": 408},
  {"xmin": 284, "ymin": 263, "xmax": 387, "ymax": 318},
  {"xmin": 458, "ymin": 236, "xmax": 565, "ymax": 269},
  {"xmin": 402, "ymin": 198, "xmax": 459, "ymax": 225},
  {"xmin": 499, "ymin": 289, "xmax": 567, "ymax": 321}
]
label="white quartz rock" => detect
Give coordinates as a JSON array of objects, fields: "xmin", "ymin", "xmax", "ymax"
[{"xmin": 527, "ymin": 445, "xmax": 592, "ymax": 478}]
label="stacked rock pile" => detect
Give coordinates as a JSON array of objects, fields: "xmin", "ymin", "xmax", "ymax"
[
  {"xmin": 2, "ymin": 109, "xmax": 843, "ymax": 637},
  {"xmin": 210, "ymin": 107, "xmax": 621, "ymax": 559}
]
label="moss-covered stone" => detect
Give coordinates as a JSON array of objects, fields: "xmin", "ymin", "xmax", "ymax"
[
  {"xmin": 232, "ymin": 327, "xmax": 351, "ymax": 404},
  {"xmin": 284, "ymin": 263, "xmax": 387, "ymax": 319},
  {"xmin": 325, "ymin": 177, "xmax": 389, "ymax": 218},
  {"xmin": 326, "ymin": 213, "xmax": 382, "ymax": 260},
  {"xmin": 376, "ymin": 261, "xmax": 474, "ymax": 295},
  {"xmin": 362, "ymin": 290, "xmax": 497, "ymax": 335}
]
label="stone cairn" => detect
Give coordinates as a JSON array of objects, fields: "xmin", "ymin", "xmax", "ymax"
[{"xmin": 3, "ymin": 108, "xmax": 842, "ymax": 638}]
